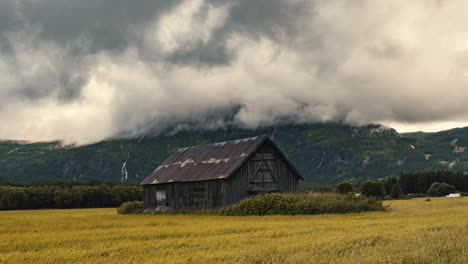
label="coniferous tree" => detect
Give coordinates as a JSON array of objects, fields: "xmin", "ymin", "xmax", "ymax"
[{"xmin": 390, "ymin": 184, "xmax": 401, "ymax": 199}]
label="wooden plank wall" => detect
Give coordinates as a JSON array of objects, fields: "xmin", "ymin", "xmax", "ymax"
[{"xmin": 144, "ymin": 180, "xmax": 223, "ymax": 210}]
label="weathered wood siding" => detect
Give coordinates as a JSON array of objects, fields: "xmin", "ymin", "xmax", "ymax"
[
  {"xmin": 223, "ymin": 141, "xmax": 300, "ymax": 206},
  {"xmin": 143, "ymin": 180, "xmax": 223, "ymax": 210}
]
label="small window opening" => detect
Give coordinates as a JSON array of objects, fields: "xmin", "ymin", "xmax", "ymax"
[{"xmin": 155, "ymin": 190, "xmax": 167, "ymax": 205}]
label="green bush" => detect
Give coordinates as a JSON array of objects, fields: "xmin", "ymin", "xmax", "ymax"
[
  {"xmin": 405, "ymin": 193, "xmax": 429, "ymax": 198},
  {"xmin": 335, "ymin": 182, "xmax": 354, "ymax": 194},
  {"xmin": 117, "ymin": 201, "xmax": 143, "ymax": 214},
  {"xmin": 218, "ymin": 193, "xmax": 384, "ymax": 216},
  {"xmin": 360, "ymin": 180, "xmax": 386, "ymax": 199},
  {"xmin": 427, "ymin": 182, "xmax": 456, "ymax": 197}
]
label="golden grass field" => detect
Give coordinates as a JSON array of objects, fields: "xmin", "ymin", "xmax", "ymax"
[{"xmin": 1, "ymin": 198, "xmax": 467, "ymax": 264}]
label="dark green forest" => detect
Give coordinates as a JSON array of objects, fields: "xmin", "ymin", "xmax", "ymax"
[
  {"xmin": 398, "ymin": 171, "xmax": 468, "ymax": 194},
  {"xmin": 0, "ymin": 180, "xmax": 142, "ymax": 210}
]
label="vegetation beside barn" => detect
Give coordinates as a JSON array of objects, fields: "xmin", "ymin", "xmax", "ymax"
[
  {"xmin": 219, "ymin": 193, "xmax": 384, "ymax": 216},
  {"xmin": 117, "ymin": 201, "xmax": 143, "ymax": 214}
]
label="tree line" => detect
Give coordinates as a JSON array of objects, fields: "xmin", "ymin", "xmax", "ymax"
[
  {"xmin": 398, "ymin": 171, "xmax": 468, "ymax": 194},
  {"xmin": 0, "ymin": 179, "xmax": 142, "ymax": 210},
  {"xmin": 334, "ymin": 170, "xmax": 468, "ymax": 199},
  {"xmin": 335, "ymin": 180, "xmax": 394, "ymax": 199}
]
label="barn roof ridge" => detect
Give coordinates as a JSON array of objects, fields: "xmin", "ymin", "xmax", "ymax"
[{"xmin": 140, "ymin": 135, "xmax": 302, "ymax": 185}]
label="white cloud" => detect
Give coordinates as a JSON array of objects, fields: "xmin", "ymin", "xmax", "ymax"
[{"xmin": 151, "ymin": 0, "xmax": 230, "ymax": 55}]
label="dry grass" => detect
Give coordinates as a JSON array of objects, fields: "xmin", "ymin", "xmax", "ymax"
[{"xmin": 0, "ymin": 198, "xmax": 467, "ymax": 263}]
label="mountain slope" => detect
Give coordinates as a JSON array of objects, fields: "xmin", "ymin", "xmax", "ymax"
[{"xmin": 2, "ymin": 124, "xmax": 468, "ymax": 185}]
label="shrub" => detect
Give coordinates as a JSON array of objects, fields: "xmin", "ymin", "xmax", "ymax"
[
  {"xmin": 218, "ymin": 193, "xmax": 384, "ymax": 216},
  {"xmin": 335, "ymin": 182, "xmax": 354, "ymax": 194},
  {"xmin": 390, "ymin": 184, "xmax": 402, "ymax": 199},
  {"xmin": 427, "ymin": 182, "xmax": 441, "ymax": 196},
  {"xmin": 427, "ymin": 182, "xmax": 456, "ymax": 197},
  {"xmin": 405, "ymin": 193, "xmax": 429, "ymax": 198},
  {"xmin": 360, "ymin": 180, "xmax": 386, "ymax": 199},
  {"xmin": 117, "ymin": 201, "xmax": 143, "ymax": 214}
]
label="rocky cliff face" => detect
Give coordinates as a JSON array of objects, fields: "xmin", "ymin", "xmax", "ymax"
[{"xmin": 2, "ymin": 123, "xmax": 468, "ymax": 185}]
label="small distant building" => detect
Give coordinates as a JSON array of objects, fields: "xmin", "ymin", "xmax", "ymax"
[
  {"xmin": 140, "ymin": 136, "xmax": 303, "ymax": 211},
  {"xmin": 446, "ymin": 193, "xmax": 461, "ymax": 198}
]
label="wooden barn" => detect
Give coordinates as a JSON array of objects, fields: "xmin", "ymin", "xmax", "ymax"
[{"xmin": 140, "ymin": 136, "xmax": 303, "ymax": 211}]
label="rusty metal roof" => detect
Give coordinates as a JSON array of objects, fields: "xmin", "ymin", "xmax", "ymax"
[{"xmin": 141, "ymin": 135, "xmax": 302, "ymax": 185}]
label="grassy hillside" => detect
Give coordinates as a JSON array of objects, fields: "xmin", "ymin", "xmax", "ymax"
[
  {"xmin": 1, "ymin": 198, "xmax": 467, "ymax": 263},
  {"xmin": 2, "ymin": 124, "xmax": 468, "ymax": 185}
]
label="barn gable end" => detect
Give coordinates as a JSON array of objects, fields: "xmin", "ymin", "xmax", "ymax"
[{"xmin": 222, "ymin": 139, "xmax": 301, "ymax": 205}]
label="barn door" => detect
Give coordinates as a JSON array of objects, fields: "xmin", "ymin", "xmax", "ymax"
[{"xmin": 249, "ymin": 153, "xmax": 279, "ymax": 193}]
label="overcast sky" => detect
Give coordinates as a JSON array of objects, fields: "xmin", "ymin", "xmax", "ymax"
[{"xmin": 1, "ymin": 0, "xmax": 468, "ymax": 144}]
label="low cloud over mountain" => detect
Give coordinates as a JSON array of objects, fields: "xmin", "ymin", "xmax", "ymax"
[{"xmin": 2, "ymin": 0, "xmax": 468, "ymax": 144}]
